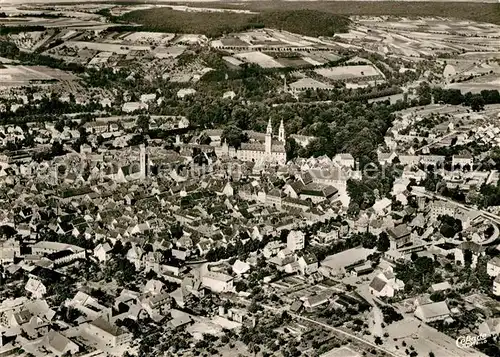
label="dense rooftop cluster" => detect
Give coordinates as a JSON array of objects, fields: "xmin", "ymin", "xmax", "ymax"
[{"xmin": 0, "ymin": 2, "xmax": 500, "ymax": 357}]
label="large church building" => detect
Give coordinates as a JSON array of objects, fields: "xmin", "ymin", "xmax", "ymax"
[{"xmin": 216, "ymin": 119, "xmax": 286, "ymax": 165}]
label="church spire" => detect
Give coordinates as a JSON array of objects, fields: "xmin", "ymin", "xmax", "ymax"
[
  {"xmin": 265, "ymin": 118, "xmax": 272, "ymax": 154},
  {"xmin": 266, "ymin": 118, "xmax": 273, "ymax": 135},
  {"xmin": 278, "ymin": 119, "xmax": 285, "ymax": 142},
  {"xmin": 140, "ymin": 144, "xmax": 147, "ymax": 180}
]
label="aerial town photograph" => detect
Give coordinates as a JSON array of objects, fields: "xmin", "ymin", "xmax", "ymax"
[{"xmin": 0, "ymin": 0, "xmax": 500, "ymax": 356}]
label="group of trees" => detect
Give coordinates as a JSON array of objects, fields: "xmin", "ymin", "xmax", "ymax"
[
  {"xmin": 205, "ymin": 234, "xmax": 272, "ymax": 262},
  {"xmin": 0, "ymin": 25, "xmax": 46, "ymax": 35},
  {"xmin": 0, "ymin": 95, "xmax": 101, "ymax": 124},
  {"xmin": 182, "ymin": 92, "xmax": 400, "ymax": 165},
  {"xmin": 347, "ymin": 165, "xmax": 400, "ymax": 216},
  {"xmin": 380, "ymin": 305, "xmax": 403, "ymax": 325},
  {"xmin": 432, "ymin": 88, "xmax": 500, "ymax": 111},
  {"xmin": 221, "ymin": 125, "xmax": 249, "ymax": 149},
  {"xmin": 416, "ymin": 82, "xmax": 500, "ymax": 112},
  {"xmin": 239, "ymin": 312, "xmax": 293, "ymax": 356},
  {"xmin": 32, "ymin": 141, "xmax": 66, "ymax": 162},
  {"xmin": 394, "ymin": 256, "xmax": 440, "ymax": 295},
  {"xmin": 438, "ymin": 214, "xmax": 463, "ymax": 238},
  {"xmin": 470, "ymin": 181, "xmax": 500, "ymax": 208},
  {"xmin": 203, "ymin": 98, "xmax": 396, "ymax": 158},
  {"xmin": 40, "ymin": 229, "xmax": 94, "ymax": 250},
  {"xmin": 309, "ymin": 231, "xmax": 386, "ymax": 261},
  {"xmin": 0, "ymin": 40, "xmax": 84, "ymax": 72},
  {"xmin": 121, "ymin": 9, "xmax": 350, "ymax": 38},
  {"xmin": 103, "ymin": 257, "xmax": 137, "ymax": 286}
]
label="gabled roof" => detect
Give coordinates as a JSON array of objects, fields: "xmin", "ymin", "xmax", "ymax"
[
  {"xmin": 369, "ymin": 276, "xmax": 387, "ymax": 292},
  {"xmin": 46, "ymin": 330, "xmax": 78, "ymax": 354},
  {"xmin": 489, "ymin": 256, "xmax": 500, "ymax": 268},
  {"xmin": 459, "ymin": 241, "xmax": 485, "ymax": 254},
  {"xmin": 299, "ymin": 252, "xmax": 318, "ymax": 265},
  {"xmin": 290, "ymin": 300, "xmax": 303, "ymax": 313},
  {"xmin": 416, "ymin": 301, "xmax": 450, "ymax": 320},
  {"xmin": 430, "ymin": 281, "xmax": 452, "ymax": 292},
  {"xmin": 320, "ymin": 346, "xmax": 361, "ymax": 357},
  {"xmin": 95, "ymin": 243, "xmax": 112, "ymax": 253},
  {"xmin": 301, "ymin": 183, "xmax": 338, "ymax": 198},
  {"xmin": 304, "ymin": 292, "xmax": 331, "ymax": 306},
  {"xmin": 387, "ymin": 224, "xmax": 410, "ymax": 240},
  {"xmin": 90, "ymin": 317, "xmax": 126, "ymax": 337},
  {"xmin": 289, "ymin": 77, "xmax": 333, "ymax": 90}
]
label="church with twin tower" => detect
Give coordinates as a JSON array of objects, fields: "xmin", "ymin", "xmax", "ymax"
[{"xmin": 217, "ymin": 118, "xmax": 287, "ymax": 165}]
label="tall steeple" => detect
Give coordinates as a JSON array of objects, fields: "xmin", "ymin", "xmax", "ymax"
[
  {"xmin": 265, "ymin": 118, "xmax": 272, "ymax": 154},
  {"xmin": 278, "ymin": 119, "xmax": 285, "ymax": 142},
  {"xmin": 140, "ymin": 144, "xmax": 148, "ymax": 179},
  {"xmin": 266, "ymin": 118, "xmax": 273, "ymax": 135}
]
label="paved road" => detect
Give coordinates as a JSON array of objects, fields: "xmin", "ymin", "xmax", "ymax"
[
  {"xmin": 414, "ymin": 131, "xmax": 456, "ymax": 153},
  {"xmin": 258, "ymin": 302, "xmax": 403, "ymax": 357},
  {"xmin": 291, "ymin": 313, "xmax": 403, "ymax": 357}
]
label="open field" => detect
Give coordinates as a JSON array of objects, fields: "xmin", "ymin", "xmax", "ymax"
[
  {"xmin": 0, "ymin": 64, "xmax": 76, "ymax": 87},
  {"xmin": 233, "ymin": 51, "xmax": 284, "ymax": 68},
  {"xmin": 315, "ymin": 65, "xmax": 385, "ymax": 81},
  {"xmin": 338, "ymin": 17, "xmax": 500, "ymax": 57},
  {"xmin": 0, "ymin": 17, "xmax": 108, "ymax": 29},
  {"xmin": 446, "ymin": 77, "xmax": 500, "ymax": 94},
  {"xmin": 59, "ymin": 40, "xmax": 151, "ymax": 54},
  {"xmin": 385, "ymin": 317, "xmax": 485, "ymax": 357}
]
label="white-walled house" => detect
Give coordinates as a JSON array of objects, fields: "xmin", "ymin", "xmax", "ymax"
[
  {"xmin": 44, "ymin": 330, "xmax": 80, "ymax": 356},
  {"xmin": 479, "ymin": 318, "xmax": 500, "ymax": 336},
  {"xmin": 84, "ymin": 317, "xmax": 132, "ymax": 348},
  {"xmin": 298, "ymin": 253, "xmax": 318, "ymax": 275},
  {"xmin": 25, "ymin": 278, "xmax": 47, "ymax": 299},
  {"xmin": 122, "ymin": 102, "xmax": 148, "ymax": 113},
  {"xmin": 414, "ymin": 301, "xmax": 450, "ymax": 323},
  {"xmin": 201, "ymin": 272, "xmax": 233, "ymax": 293},
  {"xmin": 487, "ymin": 257, "xmax": 500, "ymax": 277},
  {"xmin": 369, "ymin": 268, "xmax": 405, "ymax": 298},
  {"xmin": 287, "ymin": 230, "xmax": 305, "ymax": 252},
  {"xmin": 333, "ymin": 153, "xmax": 355, "ymax": 168},
  {"xmin": 94, "ymin": 243, "xmax": 112, "ymax": 263},
  {"xmin": 494, "ymin": 275, "xmax": 500, "ymax": 296}
]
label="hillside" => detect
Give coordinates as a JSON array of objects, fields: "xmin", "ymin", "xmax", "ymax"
[
  {"xmin": 162, "ymin": 1, "xmax": 500, "ymax": 26},
  {"xmin": 119, "ymin": 9, "xmax": 351, "ymax": 37}
]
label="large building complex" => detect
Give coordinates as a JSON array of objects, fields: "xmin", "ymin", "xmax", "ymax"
[{"xmin": 216, "ymin": 118, "xmax": 286, "ymax": 165}]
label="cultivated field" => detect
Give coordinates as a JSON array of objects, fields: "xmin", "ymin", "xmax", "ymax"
[
  {"xmin": 233, "ymin": 51, "xmax": 284, "ymax": 68},
  {"xmin": 60, "ymin": 41, "xmax": 151, "ymax": 54},
  {"xmin": 446, "ymin": 77, "xmax": 500, "ymax": 94},
  {"xmin": 0, "ymin": 65, "xmax": 76, "ymax": 87},
  {"xmin": 315, "ymin": 65, "xmax": 385, "ymax": 80}
]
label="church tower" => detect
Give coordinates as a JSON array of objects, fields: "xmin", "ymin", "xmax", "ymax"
[
  {"xmin": 265, "ymin": 118, "xmax": 272, "ymax": 154},
  {"xmin": 278, "ymin": 119, "xmax": 285, "ymax": 143},
  {"xmin": 140, "ymin": 144, "xmax": 148, "ymax": 179}
]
